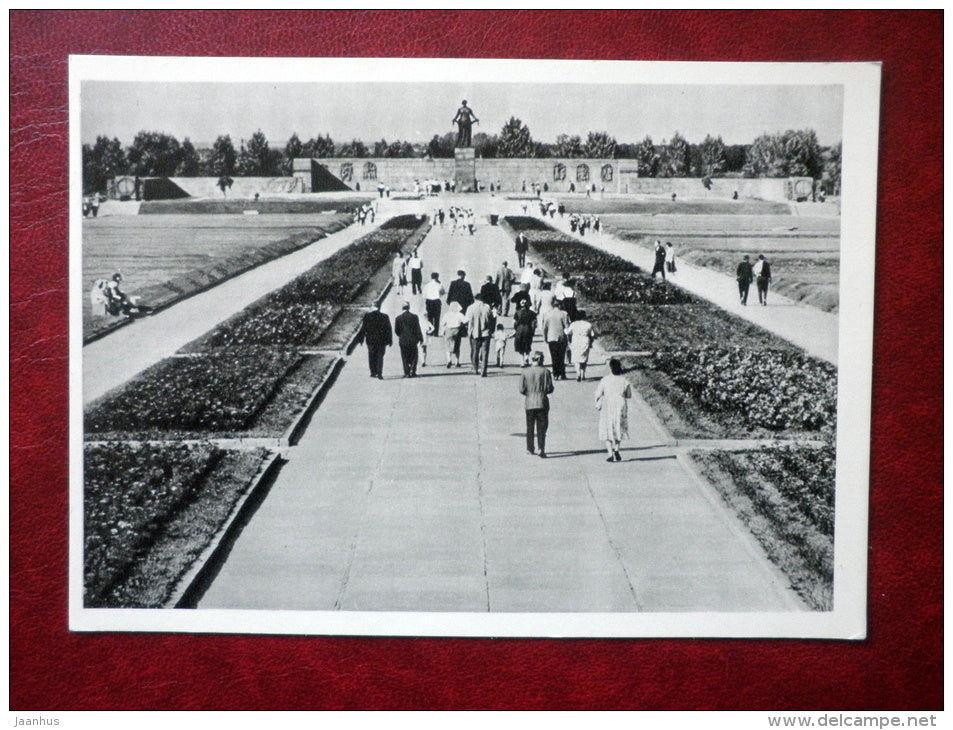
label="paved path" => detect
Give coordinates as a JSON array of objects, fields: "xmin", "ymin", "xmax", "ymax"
[
  {"xmin": 198, "ymin": 195, "xmax": 804, "ymax": 613},
  {"xmin": 545, "ymin": 213, "xmax": 839, "ymax": 365}
]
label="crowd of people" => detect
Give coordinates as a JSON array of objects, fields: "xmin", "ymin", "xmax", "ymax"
[
  {"xmin": 357, "ymin": 240, "xmax": 631, "ymax": 460},
  {"xmin": 430, "ymin": 206, "xmax": 477, "ymax": 236}
]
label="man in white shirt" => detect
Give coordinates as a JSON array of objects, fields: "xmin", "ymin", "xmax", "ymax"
[
  {"xmin": 423, "ymin": 272, "xmax": 445, "ymax": 336},
  {"xmin": 408, "ymin": 248, "xmax": 424, "ymax": 295}
]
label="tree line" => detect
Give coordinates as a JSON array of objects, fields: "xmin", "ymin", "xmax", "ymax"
[{"xmin": 83, "ymin": 122, "xmax": 842, "ymax": 195}]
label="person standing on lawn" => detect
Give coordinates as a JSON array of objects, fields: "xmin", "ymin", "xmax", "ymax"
[
  {"xmin": 519, "ymin": 350, "xmax": 555, "ymax": 458},
  {"xmin": 753, "ymin": 253, "xmax": 772, "ymax": 305},
  {"xmin": 736, "ymin": 254, "xmax": 754, "ymax": 305},
  {"xmin": 423, "ymin": 272, "xmax": 445, "ymax": 336},
  {"xmin": 541, "ymin": 301, "xmax": 571, "ymax": 380},
  {"xmin": 595, "ymin": 357, "xmax": 633, "ymax": 462},
  {"xmin": 465, "ymin": 293, "xmax": 494, "ymax": 377},
  {"xmin": 446, "ymin": 269, "xmax": 475, "ymax": 313},
  {"xmin": 355, "ymin": 301, "xmax": 392, "ymax": 379},
  {"xmin": 394, "ymin": 301, "xmax": 424, "ymax": 378}
]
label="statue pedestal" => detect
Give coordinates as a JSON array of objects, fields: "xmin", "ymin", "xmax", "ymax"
[{"xmin": 454, "ymin": 147, "xmax": 476, "ymax": 192}]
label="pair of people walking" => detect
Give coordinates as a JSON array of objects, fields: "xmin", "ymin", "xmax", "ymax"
[
  {"xmin": 518, "ymin": 354, "xmax": 633, "ymax": 461},
  {"xmin": 356, "ymin": 300, "xmax": 427, "ymax": 378},
  {"xmin": 736, "ymin": 254, "xmax": 772, "ymax": 306}
]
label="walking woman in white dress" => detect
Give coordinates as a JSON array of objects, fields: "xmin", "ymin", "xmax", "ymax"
[{"xmin": 595, "ymin": 357, "xmax": 633, "ymax": 462}]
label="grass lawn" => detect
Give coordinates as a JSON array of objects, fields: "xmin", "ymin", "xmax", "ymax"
[
  {"xmin": 82, "ymin": 213, "xmax": 353, "ymax": 340},
  {"xmin": 602, "ymin": 215, "xmax": 841, "ymax": 313}
]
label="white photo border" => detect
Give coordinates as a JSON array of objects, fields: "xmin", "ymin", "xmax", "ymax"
[{"xmin": 68, "ymin": 55, "xmax": 880, "ymax": 639}]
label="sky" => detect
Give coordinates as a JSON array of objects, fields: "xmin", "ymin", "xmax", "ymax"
[{"xmin": 81, "ymin": 80, "xmax": 844, "ymax": 150}]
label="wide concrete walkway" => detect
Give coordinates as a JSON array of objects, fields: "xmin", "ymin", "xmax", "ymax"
[{"xmin": 198, "ymin": 195, "xmax": 804, "ymax": 613}]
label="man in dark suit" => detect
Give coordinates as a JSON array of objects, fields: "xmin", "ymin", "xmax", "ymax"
[
  {"xmin": 514, "ymin": 232, "xmax": 528, "ymax": 268},
  {"xmin": 479, "ymin": 274, "xmax": 502, "ymax": 312},
  {"xmin": 355, "ymin": 301, "xmax": 392, "ymax": 379},
  {"xmin": 446, "ymin": 269, "xmax": 474, "ymax": 313},
  {"xmin": 736, "ymin": 255, "xmax": 754, "ymax": 305},
  {"xmin": 394, "ymin": 301, "xmax": 424, "ymax": 377},
  {"xmin": 519, "ymin": 350, "xmax": 555, "ymax": 458},
  {"xmin": 651, "ymin": 239, "xmax": 667, "ymax": 280}
]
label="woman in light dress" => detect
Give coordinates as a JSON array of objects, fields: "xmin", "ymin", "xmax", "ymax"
[
  {"xmin": 566, "ymin": 310, "xmax": 595, "ymax": 381},
  {"xmin": 595, "ymin": 357, "xmax": 632, "ymax": 462},
  {"xmin": 392, "ymin": 252, "xmax": 406, "ymax": 296},
  {"xmin": 440, "ymin": 301, "xmax": 467, "ymax": 367},
  {"xmin": 90, "ymin": 279, "xmax": 108, "ymax": 317}
]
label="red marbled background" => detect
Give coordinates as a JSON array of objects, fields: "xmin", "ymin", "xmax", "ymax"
[{"xmin": 10, "ymin": 10, "xmax": 942, "ymax": 710}]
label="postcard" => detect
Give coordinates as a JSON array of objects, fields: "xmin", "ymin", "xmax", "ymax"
[{"xmin": 70, "ymin": 55, "xmax": 879, "ymax": 638}]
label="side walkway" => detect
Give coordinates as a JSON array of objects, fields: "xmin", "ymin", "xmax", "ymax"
[
  {"xmin": 546, "ymin": 213, "xmax": 839, "ymax": 365},
  {"xmin": 198, "ymin": 195, "xmax": 804, "ymax": 613}
]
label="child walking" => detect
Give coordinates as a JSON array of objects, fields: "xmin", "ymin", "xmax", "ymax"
[{"xmin": 493, "ymin": 323, "xmax": 514, "ymax": 368}]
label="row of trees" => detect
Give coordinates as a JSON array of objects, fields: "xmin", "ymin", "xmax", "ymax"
[{"xmin": 82, "ymin": 122, "xmax": 841, "ymax": 194}]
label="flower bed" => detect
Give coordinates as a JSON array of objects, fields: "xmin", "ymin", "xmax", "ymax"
[
  {"xmin": 690, "ymin": 445, "xmax": 835, "ymax": 610},
  {"xmin": 590, "ymin": 302, "xmax": 800, "ymax": 354},
  {"xmin": 184, "ymin": 301, "xmax": 343, "ymax": 351},
  {"xmin": 502, "ymin": 216, "xmax": 695, "ymax": 304},
  {"xmin": 653, "ymin": 347, "xmax": 837, "ymax": 434},
  {"xmin": 85, "ymin": 348, "xmax": 305, "ymax": 435},
  {"xmin": 84, "ymin": 442, "xmax": 271, "ymax": 607},
  {"xmin": 180, "ymin": 217, "xmax": 428, "ymax": 353}
]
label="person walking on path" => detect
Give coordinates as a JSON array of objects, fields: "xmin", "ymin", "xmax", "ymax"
[
  {"xmin": 651, "ymin": 239, "xmax": 667, "ymax": 280},
  {"xmin": 465, "ymin": 293, "xmax": 494, "ymax": 377},
  {"xmin": 736, "ymin": 255, "xmax": 754, "ymax": 305},
  {"xmin": 510, "ymin": 282, "xmax": 531, "ymax": 314},
  {"xmin": 514, "ymin": 231, "xmax": 529, "ymax": 268},
  {"xmin": 566, "ymin": 310, "xmax": 596, "ymax": 381},
  {"xmin": 479, "ymin": 274, "xmax": 503, "ymax": 313},
  {"xmin": 355, "ymin": 301, "xmax": 393, "ymax": 379},
  {"xmin": 754, "ymin": 254, "xmax": 772, "ymax": 306},
  {"xmin": 446, "ymin": 269, "xmax": 474, "ymax": 313},
  {"xmin": 408, "ymin": 247, "xmax": 424, "ymax": 295},
  {"xmin": 440, "ymin": 301, "xmax": 467, "ymax": 368},
  {"xmin": 541, "ymin": 302, "xmax": 571, "ymax": 380},
  {"xmin": 553, "ymin": 272, "xmax": 578, "ymax": 322},
  {"xmin": 595, "ymin": 358, "xmax": 633, "ymax": 462},
  {"xmin": 495, "ymin": 260, "xmax": 516, "ymax": 316},
  {"xmin": 391, "ymin": 251, "xmax": 406, "ymax": 296},
  {"xmin": 423, "ymin": 272, "xmax": 445, "ymax": 336},
  {"xmin": 666, "ymin": 242, "xmax": 677, "ymax": 275},
  {"xmin": 519, "ymin": 350, "xmax": 555, "ymax": 458},
  {"xmin": 513, "ymin": 298, "xmax": 537, "ymax": 367},
  {"xmin": 394, "ymin": 301, "xmax": 424, "ymax": 378},
  {"xmin": 493, "ymin": 323, "xmax": 514, "ymax": 368}
]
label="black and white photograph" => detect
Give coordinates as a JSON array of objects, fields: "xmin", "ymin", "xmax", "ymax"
[{"xmin": 69, "ymin": 56, "xmax": 879, "ymax": 638}]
